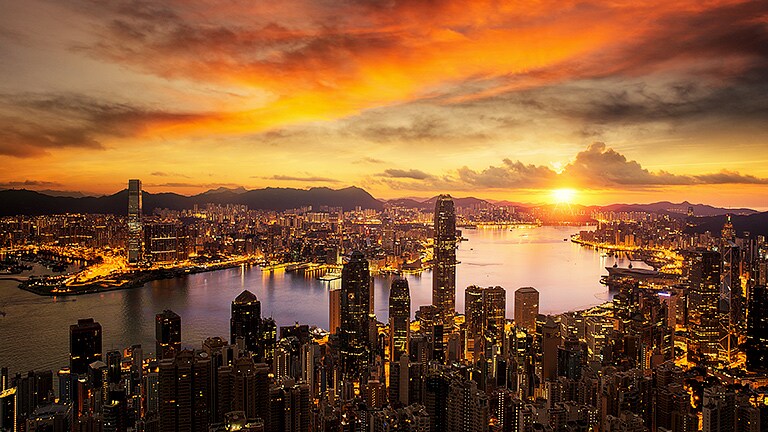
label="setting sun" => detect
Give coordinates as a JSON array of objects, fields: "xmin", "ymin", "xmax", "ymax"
[{"xmin": 551, "ymin": 188, "xmax": 577, "ymax": 204}]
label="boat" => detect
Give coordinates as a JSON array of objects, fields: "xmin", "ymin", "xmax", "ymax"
[{"xmin": 318, "ymin": 270, "xmax": 342, "ymax": 281}]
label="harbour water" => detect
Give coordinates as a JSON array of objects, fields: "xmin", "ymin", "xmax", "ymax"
[{"xmin": 0, "ymin": 225, "xmax": 632, "ymax": 374}]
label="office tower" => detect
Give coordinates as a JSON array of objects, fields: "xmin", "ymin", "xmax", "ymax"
[
  {"xmin": 514, "ymin": 287, "xmax": 539, "ymax": 333},
  {"xmin": 424, "ymin": 373, "xmax": 450, "ymax": 432},
  {"xmin": 329, "ymin": 287, "xmax": 341, "ymax": 334},
  {"xmin": 389, "ymin": 278, "xmax": 411, "ymax": 362},
  {"xmin": 70, "ymin": 318, "xmax": 102, "ymax": 375},
  {"xmin": 482, "ymin": 286, "xmax": 506, "ymax": 351},
  {"xmin": 216, "ymin": 357, "xmax": 270, "ymax": 429},
  {"xmin": 57, "ymin": 369, "xmax": 72, "ymax": 402},
  {"xmin": 746, "ymin": 284, "xmax": 768, "ymax": 372},
  {"xmin": 158, "ymin": 350, "xmax": 210, "ymax": 432},
  {"xmin": 685, "ymin": 250, "xmax": 723, "ymax": 366},
  {"xmin": 106, "ymin": 350, "xmax": 121, "ymax": 385},
  {"xmin": 156, "ymin": 310, "xmax": 181, "ymax": 360},
  {"xmin": 702, "ymin": 386, "xmax": 735, "ymax": 432},
  {"xmin": 230, "ymin": 290, "xmax": 262, "ymax": 355},
  {"xmin": 0, "ymin": 376, "xmax": 17, "ymax": 432},
  {"xmin": 557, "ymin": 337, "xmax": 583, "ymax": 380},
  {"xmin": 127, "ymin": 179, "xmax": 143, "ymax": 264},
  {"xmin": 261, "ymin": 318, "xmax": 277, "ymax": 366},
  {"xmin": 339, "ymin": 251, "xmax": 372, "ymax": 379},
  {"xmin": 541, "ymin": 318, "xmax": 560, "ymax": 382},
  {"xmin": 269, "ymin": 379, "xmax": 310, "ymax": 432},
  {"xmin": 144, "ymin": 221, "xmax": 189, "ymax": 263},
  {"xmin": 447, "ymin": 377, "xmax": 489, "ymax": 432},
  {"xmin": 465, "ymin": 286, "xmax": 484, "ymax": 339},
  {"xmin": 432, "ymin": 194, "xmax": 456, "ymax": 330}
]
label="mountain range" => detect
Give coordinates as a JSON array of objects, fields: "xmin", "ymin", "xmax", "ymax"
[
  {"xmin": 0, "ymin": 187, "xmax": 759, "ymax": 219},
  {"xmin": 0, "ymin": 187, "xmax": 383, "ymax": 216}
]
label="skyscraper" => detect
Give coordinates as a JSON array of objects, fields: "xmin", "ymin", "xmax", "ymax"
[
  {"xmin": 464, "ymin": 285, "xmax": 484, "ymax": 339},
  {"xmin": 329, "ymin": 287, "xmax": 341, "ymax": 335},
  {"xmin": 70, "ymin": 318, "xmax": 102, "ymax": 375},
  {"xmin": 230, "ymin": 290, "xmax": 262, "ymax": 355},
  {"xmin": 339, "ymin": 251, "xmax": 372, "ymax": 379},
  {"xmin": 482, "ymin": 286, "xmax": 506, "ymax": 351},
  {"xmin": 685, "ymin": 250, "xmax": 723, "ymax": 366},
  {"xmin": 127, "ymin": 179, "xmax": 143, "ymax": 264},
  {"xmin": 514, "ymin": 287, "xmax": 539, "ymax": 333},
  {"xmin": 388, "ymin": 278, "xmax": 411, "ymax": 362},
  {"xmin": 158, "ymin": 350, "xmax": 210, "ymax": 432},
  {"xmin": 432, "ymin": 194, "xmax": 456, "ymax": 331},
  {"xmin": 746, "ymin": 284, "xmax": 768, "ymax": 372},
  {"xmin": 155, "ymin": 310, "xmax": 181, "ymax": 360}
]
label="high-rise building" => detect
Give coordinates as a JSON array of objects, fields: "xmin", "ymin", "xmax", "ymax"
[
  {"xmin": 685, "ymin": 250, "xmax": 723, "ymax": 366},
  {"xmin": 702, "ymin": 386, "xmax": 735, "ymax": 432},
  {"xmin": 482, "ymin": 286, "xmax": 506, "ymax": 352},
  {"xmin": 464, "ymin": 286, "xmax": 506, "ymax": 357},
  {"xmin": 155, "ymin": 310, "xmax": 181, "ymax": 360},
  {"xmin": 158, "ymin": 350, "xmax": 210, "ymax": 432},
  {"xmin": 514, "ymin": 287, "xmax": 539, "ymax": 333},
  {"xmin": 432, "ymin": 194, "xmax": 457, "ymax": 331},
  {"xmin": 557, "ymin": 337, "xmax": 583, "ymax": 380},
  {"xmin": 70, "ymin": 318, "xmax": 102, "ymax": 375},
  {"xmin": 329, "ymin": 287, "xmax": 341, "ymax": 335},
  {"xmin": 269, "ymin": 379, "xmax": 310, "ymax": 432},
  {"xmin": 230, "ymin": 290, "xmax": 262, "ymax": 355},
  {"xmin": 216, "ymin": 357, "xmax": 270, "ymax": 428},
  {"xmin": 464, "ymin": 286, "xmax": 484, "ymax": 339},
  {"xmin": 388, "ymin": 278, "xmax": 411, "ymax": 362},
  {"xmin": 746, "ymin": 284, "xmax": 768, "ymax": 372},
  {"xmin": 144, "ymin": 220, "xmax": 189, "ymax": 264},
  {"xmin": 127, "ymin": 179, "xmax": 143, "ymax": 264},
  {"xmin": 339, "ymin": 251, "xmax": 372, "ymax": 379}
]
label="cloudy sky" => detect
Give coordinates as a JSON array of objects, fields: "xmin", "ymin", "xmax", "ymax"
[{"xmin": 1, "ymin": 0, "xmax": 767, "ymax": 207}]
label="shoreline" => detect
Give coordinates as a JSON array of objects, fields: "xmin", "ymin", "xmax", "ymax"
[{"xmin": 17, "ymin": 259, "xmax": 257, "ymax": 297}]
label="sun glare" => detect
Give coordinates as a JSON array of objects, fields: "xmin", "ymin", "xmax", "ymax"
[{"xmin": 551, "ymin": 188, "xmax": 577, "ymax": 204}]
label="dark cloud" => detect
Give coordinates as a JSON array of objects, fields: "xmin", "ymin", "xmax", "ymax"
[
  {"xmin": 457, "ymin": 160, "xmax": 557, "ymax": 188},
  {"xmin": 418, "ymin": 143, "xmax": 768, "ymax": 192},
  {"xmin": 0, "ymin": 93, "xmax": 211, "ymax": 158},
  {"xmin": 693, "ymin": 171, "xmax": 768, "ymax": 185},
  {"xmin": 562, "ymin": 142, "xmax": 691, "ymax": 186},
  {"xmin": 380, "ymin": 169, "xmax": 434, "ymax": 180}
]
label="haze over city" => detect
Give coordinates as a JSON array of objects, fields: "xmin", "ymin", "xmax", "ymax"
[{"xmin": 1, "ymin": 0, "xmax": 767, "ymax": 207}]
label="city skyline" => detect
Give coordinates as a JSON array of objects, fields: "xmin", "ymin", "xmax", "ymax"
[{"xmin": 1, "ymin": 1, "xmax": 767, "ymax": 208}]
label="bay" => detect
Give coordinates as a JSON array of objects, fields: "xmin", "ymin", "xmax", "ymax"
[{"xmin": 0, "ymin": 225, "xmax": 632, "ymax": 374}]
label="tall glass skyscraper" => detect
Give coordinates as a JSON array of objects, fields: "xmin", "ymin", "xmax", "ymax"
[
  {"xmin": 388, "ymin": 278, "xmax": 411, "ymax": 362},
  {"xmin": 340, "ymin": 251, "xmax": 372, "ymax": 379},
  {"xmin": 230, "ymin": 290, "xmax": 262, "ymax": 356},
  {"xmin": 70, "ymin": 318, "xmax": 102, "ymax": 375},
  {"xmin": 127, "ymin": 179, "xmax": 143, "ymax": 264},
  {"xmin": 156, "ymin": 309, "xmax": 182, "ymax": 360},
  {"xmin": 432, "ymin": 194, "xmax": 456, "ymax": 330}
]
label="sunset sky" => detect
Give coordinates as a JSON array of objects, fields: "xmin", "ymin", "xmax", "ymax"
[{"xmin": 1, "ymin": 0, "xmax": 767, "ymax": 207}]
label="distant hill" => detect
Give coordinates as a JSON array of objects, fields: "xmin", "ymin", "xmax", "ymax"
[
  {"xmin": 685, "ymin": 212, "xmax": 768, "ymax": 238},
  {"xmin": 0, "ymin": 186, "xmax": 383, "ymax": 216},
  {"xmin": 598, "ymin": 201, "xmax": 756, "ymax": 217},
  {"xmin": 385, "ymin": 195, "xmax": 493, "ymax": 210}
]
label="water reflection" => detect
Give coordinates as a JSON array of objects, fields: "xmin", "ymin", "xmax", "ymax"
[{"xmin": 0, "ymin": 225, "xmax": 636, "ymax": 374}]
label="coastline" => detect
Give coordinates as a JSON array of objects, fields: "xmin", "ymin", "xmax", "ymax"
[{"xmin": 17, "ymin": 259, "xmax": 257, "ymax": 297}]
